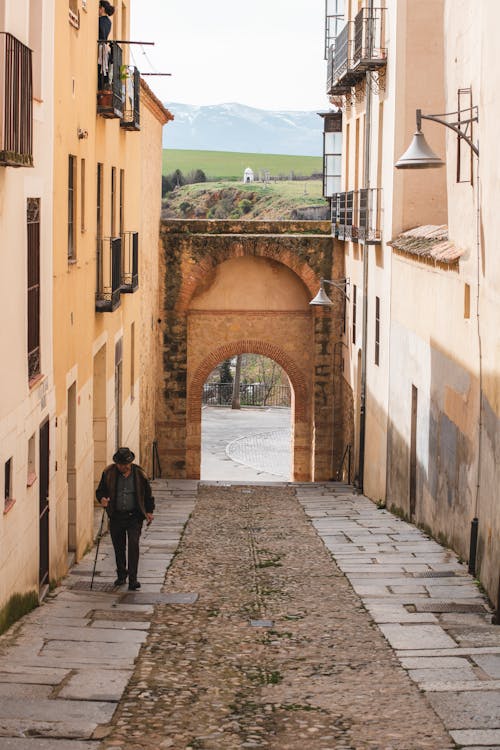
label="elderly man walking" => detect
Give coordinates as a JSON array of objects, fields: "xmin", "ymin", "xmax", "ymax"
[{"xmin": 96, "ymin": 447, "xmax": 154, "ymax": 590}]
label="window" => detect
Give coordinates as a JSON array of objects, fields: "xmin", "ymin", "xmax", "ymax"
[
  {"xmin": 27, "ymin": 198, "xmax": 41, "ymax": 382},
  {"xmin": 119, "ymin": 169, "xmax": 125, "ymax": 236},
  {"xmin": 97, "ymin": 163, "xmax": 103, "ymax": 237},
  {"xmin": 130, "ymin": 322, "xmax": 135, "ymax": 402},
  {"xmin": 4, "ymin": 458, "xmax": 14, "ymax": 513},
  {"xmin": 68, "ymin": 155, "xmax": 76, "ymax": 260},
  {"xmin": 111, "ymin": 166, "xmax": 116, "ymax": 238},
  {"xmin": 322, "ymin": 112, "xmax": 342, "ymax": 197},
  {"xmin": 80, "ymin": 158, "xmax": 86, "ymax": 232},
  {"xmin": 115, "ymin": 338, "xmax": 123, "ymax": 450},
  {"xmin": 27, "ymin": 433, "xmax": 36, "ymax": 486},
  {"xmin": 352, "ymin": 284, "xmax": 357, "ymax": 345},
  {"xmin": 29, "ymin": 0, "xmax": 43, "ymax": 100},
  {"xmin": 69, "ymin": 0, "xmax": 80, "ymax": 28},
  {"xmin": 464, "ymin": 283, "xmax": 471, "ymax": 319},
  {"xmin": 375, "ymin": 296, "xmax": 380, "ymax": 366}
]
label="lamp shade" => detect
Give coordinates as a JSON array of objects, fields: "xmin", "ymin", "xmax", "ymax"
[
  {"xmin": 395, "ymin": 130, "xmax": 444, "ymax": 169},
  {"xmin": 309, "ymin": 284, "xmax": 334, "ymax": 307}
]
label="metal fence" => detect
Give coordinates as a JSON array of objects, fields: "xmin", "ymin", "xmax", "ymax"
[{"xmin": 203, "ymin": 383, "xmax": 291, "ymax": 408}]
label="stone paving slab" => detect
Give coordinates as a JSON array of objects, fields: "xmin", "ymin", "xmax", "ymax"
[
  {"xmin": 58, "ymin": 669, "xmax": 134, "ymax": 701},
  {"xmin": 0, "ymin": 481, "xmax": 195, "ymax": 747},
  {"xmin": 298, "ymin": 483, "xmax": 500, "ymax": 750}
]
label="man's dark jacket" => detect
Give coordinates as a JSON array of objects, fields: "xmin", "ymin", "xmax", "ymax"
[{"xmin": 96, "ymin": 464, "xmax": 155, "ymax": 519}]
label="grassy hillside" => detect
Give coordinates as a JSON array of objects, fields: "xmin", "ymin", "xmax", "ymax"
[
  {"xmin": 162, "ymin": 180, "xmax": 327, "ymax": 221},
  {"xmin": 163, "ymin": 149, "xmax": 322, "ymax": 181}
]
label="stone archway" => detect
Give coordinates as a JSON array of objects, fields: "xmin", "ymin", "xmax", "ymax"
[
  {"xmin": 187, "ymin": 340, "xmax": 309, "ymax": 481},
  {"xmin": 157, "ymin": 220, "xmax": 349, "ymax": 481}
]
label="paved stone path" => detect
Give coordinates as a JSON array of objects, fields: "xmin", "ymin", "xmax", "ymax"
[
  {"xmin": 98, "ymin": 484, "xmax": 452, "ymax": 750},
  {"xmin": 0, "ymin": 481, "xmax": 499, "ymax": 749},
  {"xmin": 0, "ymin": 480, "xmax": 197, "ymax": 749},
  {"xmin": 226, "ymin": 428, "xmax": 291, "ymax": 478},
  {"xmin": 296, "ymin": 484, "xmax": 500, "ymax": 750}
]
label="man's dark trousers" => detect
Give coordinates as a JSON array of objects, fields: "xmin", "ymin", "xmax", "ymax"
[{"xmin": 109, "ymin": 511, "xmax": 143, "ymax": 583}]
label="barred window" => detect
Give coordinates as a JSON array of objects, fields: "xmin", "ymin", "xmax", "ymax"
[{"xmin": 27, "ymin": 198, "xmax": 41, "ymax": 381}]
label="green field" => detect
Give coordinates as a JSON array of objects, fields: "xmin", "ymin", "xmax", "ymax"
[{"xmin": 163, "ymin": 149, "xmax": 322, "ymax": 181}]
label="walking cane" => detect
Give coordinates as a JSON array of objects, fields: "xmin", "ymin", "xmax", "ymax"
[{"xmin": 90, "ymin": 508, "xmax": 107, "ymax": 590}]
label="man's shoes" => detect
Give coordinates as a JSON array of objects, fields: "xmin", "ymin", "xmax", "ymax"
[
  {"xmin": 128, "ymin": 581, "xmax": 141, "ymax": 590},
  {"xmin": 113, "ymin": 577, "xmax": 127, "ymax": 587}
]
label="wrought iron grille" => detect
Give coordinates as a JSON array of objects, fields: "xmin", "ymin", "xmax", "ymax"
[
  {"xmin": 120, "ymin": 66, "xmax": 140, "ymax": 131},
  {"xmin": 96, "ymin": 237, "xmax": 122, "ymax": 312},
  {"xmin": 121, "ymin": 231, "xmax": 139, "ymax": 292},
  {"xmin": 332, "ymin": 22, "xmax": 351, "ymax": 84},
  {"xmin": 331, "ymin": 189, "xmax": 381, "ymax": 244},
  {"xmin": 203, "ymin": 383, "xmax": 291, "ymax": 408},
  {"xmin": 97, "ymin": 41, "xmax": 124, "ymax": 119},
  {"xmin": 27, "ymin": 198, "xmax": 41, "ymax": 380},
  {"xmin": 0, "ymin": 32, "xmax": 33, "ymax": 167},
  {"xmin": 352, "ymin": 6, "xmax": 387, "ymax": 71}
]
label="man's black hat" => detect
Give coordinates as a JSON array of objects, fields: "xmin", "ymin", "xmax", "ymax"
[{"xmin": 113, "ymin": 447, "xmax": 135, "ymax": 464}]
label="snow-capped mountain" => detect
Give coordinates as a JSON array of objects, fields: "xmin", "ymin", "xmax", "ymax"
[{"xmin": 163, "ymin": 102, "xmax": 324, "ymax": 156}]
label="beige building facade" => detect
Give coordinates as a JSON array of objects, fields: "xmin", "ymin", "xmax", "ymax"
[
  {"xmin": 0, "ymin": 0, "xmax": 169, "ymax": 628},
  {"xmin": 0, "ymin": 0, "xmax": 56, "ymax": 624},
  {"xmin": 325, "ymin": 0, "xmax": 500, "ymax": 607},
  {"xmin": 52, "ymin": 0, "xmax": 170, "ymax": 580}
]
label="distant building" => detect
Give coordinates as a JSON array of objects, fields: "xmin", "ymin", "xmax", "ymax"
[{"xmin": 243, "ymin": 167, "xmax": 254, "ymax": 183}]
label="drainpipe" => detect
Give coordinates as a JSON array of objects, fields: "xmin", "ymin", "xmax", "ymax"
[{"xmin": 357, "ymin": 0, "xmax": 374, "ymax": 494}]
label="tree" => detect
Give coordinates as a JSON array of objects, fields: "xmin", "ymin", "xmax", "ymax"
[
  {"xmin": 219, "ymin": 359, "xmax": 233, "ymax": 383},
  {"xmin": 231, "ymin": 355, "xmax": 242, "ymax": 409}
]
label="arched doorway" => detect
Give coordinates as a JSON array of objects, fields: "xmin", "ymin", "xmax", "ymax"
[
  {"xmin": 189, "ymin": 341, "xmax": 309, "ymax": 479},
  {"xmin": 157, "ymin": 220, "xmax": 348, "ymax": 482},
  {"xmin": 200, "ymin": 353, "xmax": 292, "ymax": 480},
  {"xmin": 185, "ymin": 254, "xmax": 312, "ymax": 480}
]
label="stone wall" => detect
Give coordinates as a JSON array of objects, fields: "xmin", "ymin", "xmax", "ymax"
[{"xmin": 158, "ymin": 220, "xmax": 350, "ymax": 481}]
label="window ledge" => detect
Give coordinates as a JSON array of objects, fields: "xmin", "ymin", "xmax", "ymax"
[
  {"xmin": 27, "ymin": 472, "xmax": 37, "ymax": 488},
  {"xmin": 4, "ymin": 498, "xmax": 16, "ymax": 515},
  {"xmin": 69, "ymin": 9, "xmax": 80, "ymax": 29},
  {"xmin": 29, "ymin": 373, "xmax": 44, "ymax": 391}
]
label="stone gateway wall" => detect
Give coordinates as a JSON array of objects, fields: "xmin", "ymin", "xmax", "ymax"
[{"xmin": 158, "ymin": 220, "xmax": 349, "ymax": 481}]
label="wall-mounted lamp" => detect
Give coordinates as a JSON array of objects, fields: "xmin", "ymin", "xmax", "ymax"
[
  {"xmin": 309, "ymin": 277, "xmax": 350, "ymax": 306},
  {"xmin": 395, "ymin": 106, "xmax": 479, "ymax": 169},
  {"xmin": 77, "ymin": 128, "xmax": 88, "ymax": 140}
]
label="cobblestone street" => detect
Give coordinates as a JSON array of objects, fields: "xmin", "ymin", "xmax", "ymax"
[
  {"xmin": 1, "ymin": 480, "xmax": 499, "ymax": 749},
  {"xmin": 98, "ymin": 485, "xmax": 452, "ymax": 750}
]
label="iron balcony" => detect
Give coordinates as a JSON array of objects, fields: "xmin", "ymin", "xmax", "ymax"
[
  {"xmin": 331, "ymin": 189, "xmax": 382, "ymax": 244},
  {"xmin": 0, "ymin": 33, "xmax": 33, "ymax": 167},
  {"xmin": 120, "ymin": 66, "xmax": 140, "ymax": 131},
  {"xmin": 326, "ymin": 6, "xmax": 387, "ymax": 97},
  {"xmin": 97, "ymin": 41, "xmax": 124, "ymax": 120},
  {"xmin": 120, "ymin": 231, "xmax": 139, "ymax": 292},
  {"xmin": 96, "ymin": 236, "xmax": 122, "ymax": 312}
]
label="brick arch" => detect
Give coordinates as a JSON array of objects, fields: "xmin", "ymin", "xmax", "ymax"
[
  {"xmin": 176, "ymin": 246, "xmax": 321, "ymax": 313},
  {"xmin": 186, "ymin": 340, "xmax": 311, "ymax": 481}
]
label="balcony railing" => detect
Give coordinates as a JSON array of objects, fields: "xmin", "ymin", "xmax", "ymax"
[
  {"xmin": 120, "ymin": 66, "xmax": 140, "ymax": 131},
  {"xmin": 96, "ymin": 237, "xmax": 122, "ymax": 312},
  {"xmin": 326, "ymin": 5, "xmax": 387, "ymax": 96},
  {"xmin": 97, "ymin": 41, "xmax": 124, "ymax": 119},
  {"xmin": 121, "ymin": 231, "xmax": 139, "ymax": 292},
  {"xmin": 0, "ymin": 33, "xmax": 33, "ymax": 167},
  {"xmin": 352, "ymin": 7, "xmax": 387, "ymax": 72},
  {"xmin": 331, "ymin": 189, "xmax": 381, "ymax": 244}
]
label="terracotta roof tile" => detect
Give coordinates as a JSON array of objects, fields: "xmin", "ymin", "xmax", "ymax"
[{"xmin": 389, "ymin": 225, "xmax": 464, "ymax": 265}]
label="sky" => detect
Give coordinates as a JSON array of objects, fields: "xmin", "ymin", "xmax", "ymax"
[{"xmin": 129, "ymin": 0, "xmax": 330, "ymax": 112}]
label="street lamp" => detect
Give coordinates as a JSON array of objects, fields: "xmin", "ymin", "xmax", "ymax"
[
  {"xmin": 395, "ymin": 107, "xmax": 479, "ymax": 169},
  {"xmin": 309, "ymin": 277, "xmax": 350, "ymax": 306}
]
